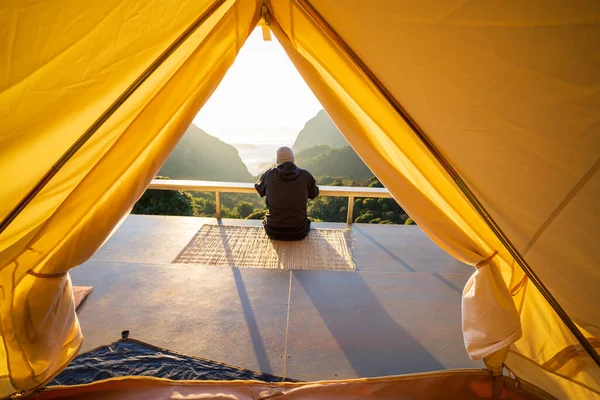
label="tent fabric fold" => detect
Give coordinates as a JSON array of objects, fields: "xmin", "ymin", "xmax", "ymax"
[
  {"xmin": 0, "ymin": 0, "xmax": 260, "ymax": 396},
  {"xmin": 0, "ymin": 0, "xmax": 598, "ymax": 399}
]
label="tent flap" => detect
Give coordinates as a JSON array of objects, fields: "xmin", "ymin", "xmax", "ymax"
[
  {"xmin": 1, "ymin": 0, "xmax": 599, "ymax": 399},
  {"xmin": 0, "ymin": 0, "xmax": 259, "ymax": 396}
]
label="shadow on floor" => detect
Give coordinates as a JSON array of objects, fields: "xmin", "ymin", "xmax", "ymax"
[
  {"xmin": 295, "ymin": 272, "xmax": 445, "ymax": 376},
  {"xmin": 352, "ymin": 225, "xmax": 417, "ymax": 272},
  {"xmin": 353, "ymin": 225, "xmax": 464, "ymax": 295},
  {"xmin": 217, "ymin": 220, "xmax": 273, "ymax": 374}
]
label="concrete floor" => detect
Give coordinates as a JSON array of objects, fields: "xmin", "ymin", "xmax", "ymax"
[{"xmin": 71, "ymin": 215, "xmax": 481, "ymax": 381}]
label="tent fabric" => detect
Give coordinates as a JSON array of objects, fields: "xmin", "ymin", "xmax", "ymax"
[
  {"xmin": 38, "ymin": 371, "xmax": 555, "ymax": 400},
  {"xmin": 0, "ymin": 0, "xmax": 260, "ymax": 396},
  {"xmin": 0, "ymin": 0, "xmax": 598, "ymax": 399},
  {"xmin": 269, "ymin": 5, "xmax": 523, "ymax": 361},
  {"xmin": 267, "ymin": 2, "xmax": 600, "ymax": 398},
  {"xmin": 49, "ymin": 338, "xmax": 297, "ymax": 386}
]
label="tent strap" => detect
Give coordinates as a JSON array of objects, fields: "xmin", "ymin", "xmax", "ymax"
[
  {"xmin": 292, "ymin": 0, "xmax": 600, "ymax": 368},
  {"xmin": 0, "ymin": 0, "xmax": 228, "ymax": 237}
]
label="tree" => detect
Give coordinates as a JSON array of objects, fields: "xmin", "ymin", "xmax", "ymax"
[
  {"xmin": 221, "ymin": 206, "xmax": 240, "ymax": 219},
  {"xmin": 363, "ymin": 198, "xmax": 377, "ymax": 210},
  {"xmin": 194, "ymin": 198, "xmax": 216, "ymax": 216},
  {"xmin": 246, "ymin": 209, "xmax": 267, "ymax": 220},
  {"xmin": 355, "ymin": 212, "xmax": 376, "ymax": 223},
  {"xmin": 133, "ymin": 190, "xmax": 195, "ymax": 216},
  {"xmin": 368, "ymin": 177, "xmax": 384, "ymax": 188},
  {"xmin": 235, "ymin": 202, "xmax": 255, "ymax": 218},
  {"xmin": 308, "ymin": 196, "xmax": 347, "ymax": 222}
]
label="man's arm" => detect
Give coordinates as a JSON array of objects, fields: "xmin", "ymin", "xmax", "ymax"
[
  {"xmin": 255, "ymin": 171, "xmax": 268, "ymax": 197},
  {"xmin": 308, "ymin": 173, "xmax": 319, "ymax": 199}
]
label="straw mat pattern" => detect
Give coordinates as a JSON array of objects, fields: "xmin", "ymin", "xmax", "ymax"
[
  {"xmin": 173, "ymin": 224, "xmax": 354, "ymax": 271},
  {"xmin": 73, "ymin": 286, "xmax": 92, "ymax": 309}
]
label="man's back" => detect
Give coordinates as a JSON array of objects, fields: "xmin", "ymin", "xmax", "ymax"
[{"xmin": 255, "ymin": 162, "xmax": 319, "ymax": 229}]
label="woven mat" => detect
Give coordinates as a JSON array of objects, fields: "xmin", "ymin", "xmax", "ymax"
[
  {"xmin": 73, "ymin": 286, "xmax": 92, "ymax": 309},
  {"xmin": 173, "ymin": 224, "xmax": 354, "ymax": 271}
]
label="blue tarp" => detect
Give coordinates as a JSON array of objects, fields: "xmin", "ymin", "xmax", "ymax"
[{"xmin": 50, "ymin": 338, "xmax": 297, "ymax": 386}]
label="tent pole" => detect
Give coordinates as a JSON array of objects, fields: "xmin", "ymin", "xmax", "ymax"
[
  {"xmin": 293, "ymin": 0, "xmax": 600, "ymax": 367},
  {"xmin": 0, "ymin": 0, "xmax": 228, "ymax": 237}
]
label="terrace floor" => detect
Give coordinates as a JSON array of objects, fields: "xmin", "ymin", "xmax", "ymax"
[{"xmin": 71, "ymin": 215, "xmax": 481, "ymax": 381}]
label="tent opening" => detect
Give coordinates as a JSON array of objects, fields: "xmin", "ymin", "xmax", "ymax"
[{"xmin": 1, "ymin": 1, "xmax": 599, "ymax": 399}]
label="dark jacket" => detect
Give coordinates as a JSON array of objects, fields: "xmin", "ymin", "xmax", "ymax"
[{"xmin": 255, "ymin": 162, "xmax": 319, "ymax": 229}]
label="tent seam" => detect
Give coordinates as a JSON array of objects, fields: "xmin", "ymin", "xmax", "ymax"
[
  {"xmin": 521, "ymin": 156, "xmax": 600, "ymax": 257},
  {"xmin": 234, "ymin": 1, "xmax": 241, "ymax": 53},
  {"xmin": 15, "ymin": 38, "xmax": 237, "ymax": 284},
  {"xmin": 289, "ymin": 0, "xmax": 296, "ymax": 47},
  {"xmin": 0, "ymin": 0, "xmax": 230, "ymax": 239},
  {"xmin": 5, "ymin": 5, "xmax": 237, "ymax": 282},
  {"xmin": 284, "ymin": 5, "xmax": 495, "ymax": 257},
  {"xmin": 292, "ymin": 0, "xmax": 600, "ymax": 367},
  {"xmin": 508, "ymin": 350, "xmax": 600, "ymax": 395},
  {"xmin": 541, "ymin": 339, "xmax": 600, "ymax": 371},
  {"xmin": 292, "ymin": 33, "xmax": 497, "ymax": 269}
]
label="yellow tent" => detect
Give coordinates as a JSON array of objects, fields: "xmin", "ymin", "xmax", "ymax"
[{"xmin": 1, "ymin": 0, "xmax": 599, "ymax": 398}]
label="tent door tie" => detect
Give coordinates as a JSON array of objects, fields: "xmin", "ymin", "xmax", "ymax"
[
  {"xmin": 259, "ymin": 1, "xmax": 272, "ymax": 41},
  {"xmin": 475, "ymin": 250, "xmax": 498, "ymax": 269},
  {"xmin": 27, "ymin": 269, "xmax": 67, "ymax": 279},
  {"xmin": 260, "ymin": 1, "xmax": 271, "ymax": 25}
]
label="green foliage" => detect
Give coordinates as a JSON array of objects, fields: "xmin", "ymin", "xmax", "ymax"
[
  {"xmin": 194, "ymin": 197, "xmax": 216, "ymax": 217},
  {"xmin": 221, "ymin": 206, "xmax": 240, "ymax": 219},
  {"xmin": 354, "ymin": 212, "xmax": 375, "ymax": 223},
  {"xmin": 246, "ymin": 209, "xmax": 267, "ymax": 220},
  {"xmin": 221, "ymin": 193, "xmax": 263, "ymax": 209},
  {"xmin": 307, "ymin": 196, "xmax": 347, "ymax": 223},
  {"xmin": 305, "ymin": 176, "xmax": 413, "ymax": 225},
  {"xmin": 295, "ymin": 144, "xmax": 331, "ymax": 163},
  {"xmin": 132, "ymin": 189, "xmax": 195, "ymax": 216},
  {"xmin": 159, "ymin": 124, "xmax": 253, "ymax": 182},
  {"xmin": 235, "ymin": 202, "xmax": 255, "ymax": 218},
  {"xmin": 292, "ymin": 110, "xmax": 349, "ymax": 152},
  {"xmin": 133, "ymin": 115, "xmax": 417, "ymax": 225},
  {"xmin": 134, "ymin": 174, "xmax": 414, "ymax": 225},
  {"xmin": 368, "ymin": 177, "xmax": 384, "ymax": 188},
  {"xmin": 314, "ymin": 176, "xmax": 356, "ymax": 186},
  {"xmin": 363, "ymin": 198, "xmax": 377, "ymax": 210},
  {"xmin": 190, "ymin": 192, "xmax": 264, "ymax": 218},
  {"xmin": 296, "ymin": 146, "xmax": 373, "ymax": 182},
  {"xmin": 293, "ymin": 110, "xmax": 373, "ymax": 182},
  {"xmin": 384, "ymin": 211, "xmax": 396, "ymax": 221}
]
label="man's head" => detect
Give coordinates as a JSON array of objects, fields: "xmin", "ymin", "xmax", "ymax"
[{"xmin": 276, "ymin": 146, "xmax": 295, "ymax": 165}]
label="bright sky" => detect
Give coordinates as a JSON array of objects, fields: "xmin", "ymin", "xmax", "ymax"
[{"xmin": 193, "ymin": 27, "xmax": 323, "ymax": 145}]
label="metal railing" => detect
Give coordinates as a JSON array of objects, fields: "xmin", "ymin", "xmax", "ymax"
[{"xmin": 148, "ymin": 179, "xmax": 393, "ymax": 224}]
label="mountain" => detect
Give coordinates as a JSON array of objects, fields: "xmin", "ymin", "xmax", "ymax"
[
  {"xmin": 295, "ymin": 144, "xmax": 332, "ymax": 163},
  {"xmin": 292, "ymin": 110, "xmax": 348, "ymax": 152},
  {"xmin": 295, "ymin": 144, "xmax": 374, "ymax": 183},
  {"xmin": 159, "ymin": 124, "xmax": 253, "ymax": 182}
]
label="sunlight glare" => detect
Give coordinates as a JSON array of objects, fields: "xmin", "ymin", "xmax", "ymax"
[{"xmin": 193, "ymin": 27, "xmax": 323, "ymax": 146}]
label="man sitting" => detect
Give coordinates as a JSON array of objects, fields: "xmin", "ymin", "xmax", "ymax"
[{"xmin": 255, "ymin": 146, "xmax": 319, "ymax": 241}]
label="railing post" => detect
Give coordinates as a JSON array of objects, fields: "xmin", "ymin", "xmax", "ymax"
[
  {"xmin": 346, "ymin": 195, "xmax": 354, "ymax": 224},
  {"xmin": 215, "ymin": 192, "xmax": 221, "ymax": 219}
]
